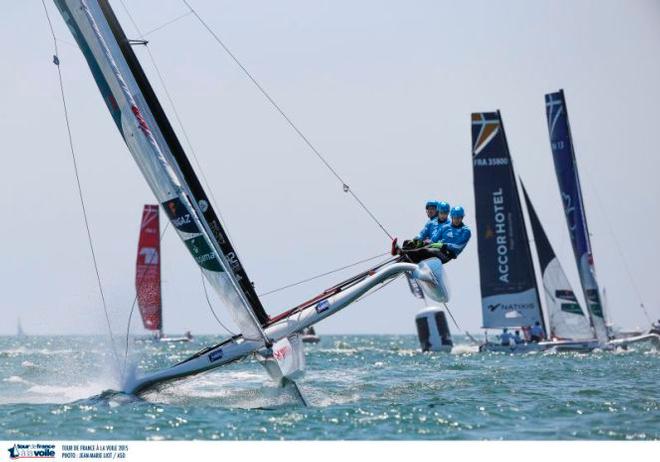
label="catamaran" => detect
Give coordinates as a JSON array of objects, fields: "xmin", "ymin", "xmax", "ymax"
[
  {"xmin": 545, "ymin": 90, "xmax": 659, "ymax": 349},
  {"xmin": 135, "ymin": 204, "xmax": 192, "ymax": 343},
  {"xmin": 471, "ymin": 111, "xmax": 598, "ymax": 353},
  {"xmin": 52, "ymin": 0, "xmax": 449, "ymax": 398}
]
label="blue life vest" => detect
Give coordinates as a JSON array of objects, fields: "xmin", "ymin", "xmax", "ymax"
[
  {"xmin": 435, "ymin": 223, "xmax": 472, "ymax": 256},
  {"xmin": 430, "ymin": 217, "xmax": 450, "ymax": 242},
  {"xmin": 416, "ymin": 218, "xmax": 440, "ymax": 241},
  {"xmin": 530, "ymin": 324, "xmax": 545, "ymax": 338},
  {"xmin": 500, "ymin": 332, "xmax": 515, "ymax": 346}
]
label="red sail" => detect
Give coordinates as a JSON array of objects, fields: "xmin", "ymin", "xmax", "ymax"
[{"xmin": 136, "ymin": 204, "xmax": 162, "ymax": 332}]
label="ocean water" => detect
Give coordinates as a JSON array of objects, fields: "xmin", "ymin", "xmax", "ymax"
[{"xmin": 0, "ymin": 335, "xmax": 658, "ymax": 440}]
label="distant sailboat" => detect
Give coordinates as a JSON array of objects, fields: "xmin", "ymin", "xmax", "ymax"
[
  {"xmin": 546, "ymin": 90, "xmax": 660, "ymax": 349},
  {"xmin": 300, "ymin": 326, "xmax": 320, "ymax": 344},
  {"xmin": 545, "ymin": 89, "xmax": 610, "ymax": 342},
  {"xmin": 521, "ymin": 184, "xmax": 594, "ymax": 341},
  {"xmin": 16, "ymin": 318, "xmax": 25, "ymax": 338},
  {"xmin": 136, "ymin": 204, "xmax": 191, "ymax": 343},
  {"xmin": 471, "ymin": 111, "xmax": 597, "ymax": 353}
]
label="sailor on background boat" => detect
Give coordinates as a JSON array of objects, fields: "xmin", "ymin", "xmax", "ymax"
[
  {"xmin": 513, "ymin": 330, "xmax": 525, "ymax": 345},
  {"xmin": 499, "ymin": 328, "xmax": 515, "ymax": 346},
  {"xmin": 529, "ymin": 321, "xmax": 545, "ymax": 343}
]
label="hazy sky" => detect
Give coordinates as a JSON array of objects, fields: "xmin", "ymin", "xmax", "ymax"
[{"xmin": 1, "ymin": 0, "xmax": 659, "ymax": 337}]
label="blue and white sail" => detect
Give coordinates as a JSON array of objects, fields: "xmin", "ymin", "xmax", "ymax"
[
  {"xmin": 521, "ymin": 184, "xmax": 594, "ymax": 341},
  {"xmin": 545, "ymin": 90, "xmax": 609, "ymax": 342},
  {"xmin": 53, "ymin": 0, "xmax": 269, "ymax": 342},
  {"xmin": 471, "ymin": 112, "xmax": 545, "ymax": 330}
]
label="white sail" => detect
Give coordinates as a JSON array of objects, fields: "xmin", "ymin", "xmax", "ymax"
[
  {"xmin": 542, "ymin": 258, "xmax": 594, "ymax": 340},
  {"xmin": 54, "ymin": 0, "xmax": 266, "ymax": 340},
  {"xmin": 522, "ymin": 184, "xmax": 593, "ymax": 341}
]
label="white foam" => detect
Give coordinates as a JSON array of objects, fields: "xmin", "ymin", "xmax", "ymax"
[{"xmin": 3, "ymin": 375, "xmax": 30, "ymax": 384}]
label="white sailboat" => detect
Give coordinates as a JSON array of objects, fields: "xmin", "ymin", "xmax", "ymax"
[
  {"xmin": 51, "ymin": 0, "xmax": 449, "ymax": 397},
  {"xmin": 471, "ymin": 111, "xmax": 597, "ymax": 353},
  {"xmin": 545, "ymin": 90, "xmax": 660, "ymax": 349}
]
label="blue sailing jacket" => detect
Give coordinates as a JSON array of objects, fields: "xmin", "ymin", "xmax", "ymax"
[
  {"xmin": 430, "ymin": 218, "xmax": 450, "ymax": 242},
  {"xmin": 416, "ymin": 218, "xmax": 440, "ymax": 241},
  {"xmin": 435, "ymin": 223, "xmax": 472, "ymax": 256}
]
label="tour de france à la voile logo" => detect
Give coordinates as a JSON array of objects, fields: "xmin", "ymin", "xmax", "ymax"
[{"xmin": 8, "ymin": 443, "xmax": 56, "ymax": 460}]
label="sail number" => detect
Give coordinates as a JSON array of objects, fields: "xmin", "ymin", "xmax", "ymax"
[{"xmin": 474, "ymin": 157, "xmax": 509, "ymax": 167}]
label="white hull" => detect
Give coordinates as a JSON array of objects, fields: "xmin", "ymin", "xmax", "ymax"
[
  {"xmin": 134, "ymin": 335, "xmax": 192, "ymax": 343},
  {"xmin": 301, "ymin": 335, "xmax": 321, "ymax": 344},
  {"xmin": 608, "ymin": 333, "xmax": 660, "ymax": 349},
  {"xmin": 479, "ymin": 338, "xmax": 599, "ymax": 353},
  {"xmin": 159, "ymin": 336, "xmax": 192, "ymax": 343},
  {"xmin": 125, "ymin": 260, "xmax": 448, "ymax": 394}
]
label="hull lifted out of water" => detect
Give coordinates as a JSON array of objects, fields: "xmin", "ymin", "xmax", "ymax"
[
  {"xmin": 52, "ymin": 0, "xmax": 451, "ymax": 399},
  {"xmin": 126, "ymin": 259, "xmax": 449, "ymax": 395}
]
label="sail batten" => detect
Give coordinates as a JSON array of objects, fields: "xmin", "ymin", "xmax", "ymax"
[
  {"xmin": 471, "ymin": 111, "xmax": 544, "ymax": 330},
  {"xmin": 545, "ymin": 89, "xmax": 609, "ymax": 342},
  {"xmin": 54, "ymin": 0, "xmax": 269, "ymax": 340}
]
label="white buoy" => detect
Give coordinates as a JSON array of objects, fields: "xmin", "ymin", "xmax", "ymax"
[{"xmin": 415, "ymin": 306, "xmax": 453, "ymax": 352}]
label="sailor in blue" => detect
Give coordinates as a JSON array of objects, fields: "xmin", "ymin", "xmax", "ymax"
[
  {"xmin": 415, "ymin": 200, "xmax": 439, "ymax": 243},
  {"xmin": 513, "ymin": 330, "xmax": 525, "ymax": 345},
  {"xmin": 529, "ymin": 321, "xmax": 545, "ymax": 342},
  {"xmin": 434, "ymin": 201, "xmax": 451, "ymax": 235},
  {"xmin": 429, "ymin": 206, "xmax": 472, "ymax": 259},
  {"xmin": 499, "ymin": 328, "xmax": 515, "ymax": 346}
]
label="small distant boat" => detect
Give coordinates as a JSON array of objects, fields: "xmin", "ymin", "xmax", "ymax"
[
  {"xmin": 16, "ymin": 318, "xmax": 25, "ymax": 338},
  {"xmin": 301, "ymin": 326, "xmax": 320, "ymax": 344},
  {"xmin": 135, "ymin": 204, "xmax": 191, "ymax": 343}
]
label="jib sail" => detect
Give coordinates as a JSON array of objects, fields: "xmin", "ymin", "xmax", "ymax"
[
  {"xmin": 545, "ymin": 89, "xmax": 609, "ymax": 342},
  {"xmin": 54, "ymin": 0, "xmax": 269, "ymax": 341},
  {"xmin": 136, "ymin": 204, "xmax": 162, "ymax": 334},
  {"xmin": 471, "ymin": 112, "xmax": 544, "ymax": 330},
  {"xmin": 521, "ymin": 185, "xmax": 594, "ymax": 340}
]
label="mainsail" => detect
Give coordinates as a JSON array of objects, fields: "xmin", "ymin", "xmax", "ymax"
[
  {"xmin": 136, "ymin": 204, "xmax": 162, "ymax": 334},
  {"xmin": 521, "ymin": 185, "xmax": 594, "ymax": 340},
  {"xmin": 545, "ymin": 89, "xmax": 609, "ymax": 342},
  {"xmin": 53, "ymin": 0, "xmax": 269, "ymax": 341},
  {"xmin": 471, "ymin": 112, "xmax": 545, "ymax": 330}
]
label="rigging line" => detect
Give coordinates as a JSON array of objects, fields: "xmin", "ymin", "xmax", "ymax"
[
  {"xmin": 353, "ymin": 273, "xmax": 403, "ymax": 304},
  {"xmin": 41, "ymin": 0, "xmax": 119, "ymax": 363},
  {"xmin": 441, "ymin": 302, "xmax": 474, "ymax": 342},
  {"xmin": 181, "ymin": 0, "xmax": 394, "ymax": 241},
  {"xmin": 117, "ymin": 1, "xmax": 234, "ymax": 241},
  {"xmin": 142, "ymin": 11, "xmax": 193, "ymax": 38},
  {"xmin": 259, "ymin": 252, "xmax": 390, "ymax": 297},
  {"xmin": 580, "ymin": 165, "xmax": 654, "ymax": 324},
  {"xmin": 200, "ymin": 269, "xmax": 236, "ymax": 336},
  {"xmin": 121, "ymin": 221, "xmax": 170, "ymax": 377}
]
